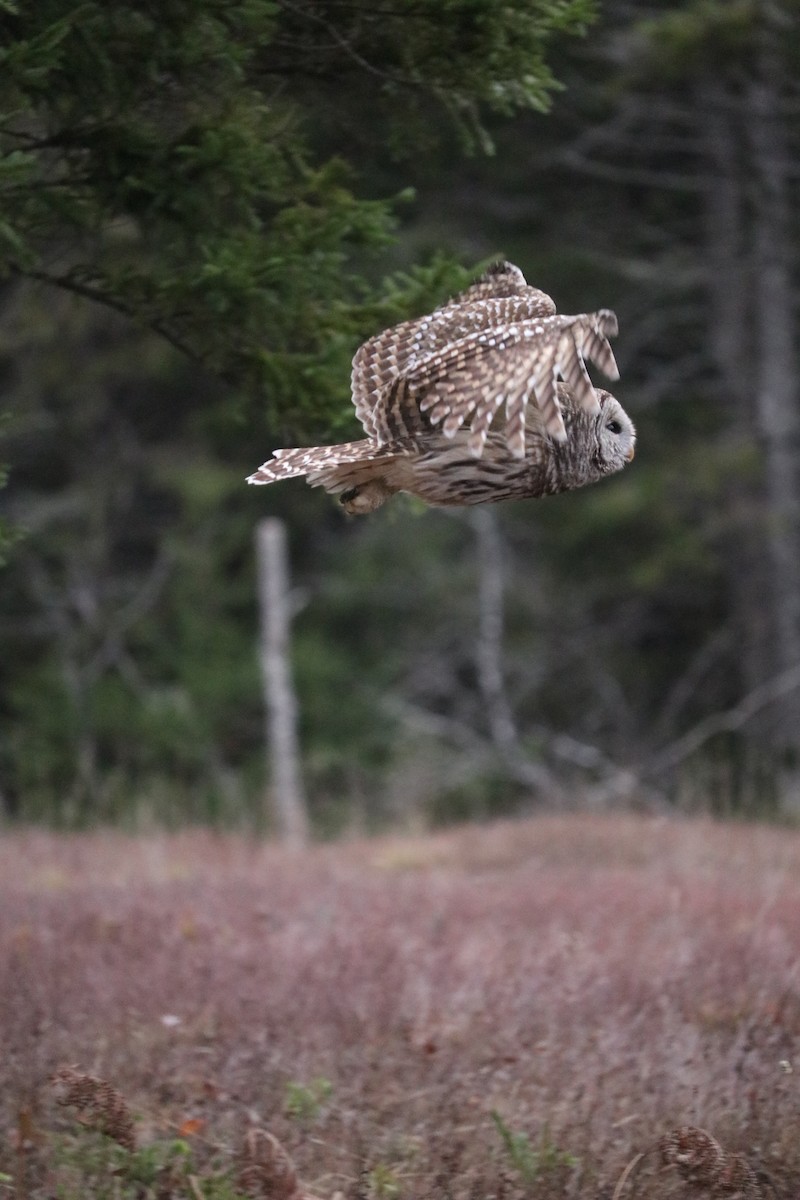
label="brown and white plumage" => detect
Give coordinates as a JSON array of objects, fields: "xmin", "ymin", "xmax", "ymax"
[{"xmin": 247, "ymin": 262, "xmax": 635, "ymax": 513}]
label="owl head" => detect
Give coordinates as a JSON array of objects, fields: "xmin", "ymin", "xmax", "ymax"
[{"xmin": 593, "ymin": 390, "xmax": 636, "ymax": 474}]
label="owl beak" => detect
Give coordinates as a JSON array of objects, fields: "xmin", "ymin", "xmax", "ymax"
[{"xmin": 626, "ymin": 444, "xmax": 635, "ymax": 462}]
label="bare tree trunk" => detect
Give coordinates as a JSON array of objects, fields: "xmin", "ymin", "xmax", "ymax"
[
  {"xmin": 700, "ymin": 28, "xmax": 800, "ymax": 804},
  {"xmin": 472, "ymin": 508, "xmax": 518, "ymax": 753},
  {"xmin": 700, "ymin": 82, "xmax": 752, "ymax": 405},
  {"xmin": 699, "ymin": 80, "xmax": 772, "ymax": 710},
  {"xmin": 471, "ymin": 509, "xmax": 556, "ymax": 793},
  {"xmin": 256, "ymin": 518, "xmax": 310, "ymax": 846},
  {"xmin": 745, "ymin": 7, "xmax": 800, "ymax": 753}
]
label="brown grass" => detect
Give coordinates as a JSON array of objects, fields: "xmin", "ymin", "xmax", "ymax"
[{"xmin": 1, "ymin": 814, "xmax": 798, "ymax": 1198}]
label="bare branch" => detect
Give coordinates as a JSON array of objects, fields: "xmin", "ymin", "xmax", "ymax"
[
  {"xmin": 10, "ymin": 266, "xmax": 200, "ymax": 365},
  {"xmin": 384, "ymin": 694, "xmax": 558, "ymax": 794},
  {"xmin": 271, "ymin": 0, "xmax": 422, "ymax": 88},
  {"xmin": 647, "ymin": 662, "xmax": 800, "ymax": 778},
  {"xmin": 632, "ymin": 352, "xmax": 708, "ymax": 410},
  {"xmin": 83, "ymin": 551, "xmax": 173, "ymax": 686},
  {"xmin": 652, "ymin": 625, "xmax": 733, "ymax": 743},
  {"xmin": 560, "ymin": 146, "xmax": 709, "ymax": 193}
]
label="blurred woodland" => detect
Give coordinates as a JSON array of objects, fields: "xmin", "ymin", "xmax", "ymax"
[{"xmin": 2, "ymin": 0, "xmax": 800, "ymax": 829}]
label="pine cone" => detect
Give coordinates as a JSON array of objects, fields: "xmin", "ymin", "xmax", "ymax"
[
  {"xmin": 714, "ymin": 1153, "xmax": 761, "ymax": 1198},
  {"xmin": 237, "ymin": 1129, "xmax": 303, "ymax": 1199},
  {"xmin": 659, "ymin": 1126, "xmax": 726, "ymax": 1188},
  {"xmin": 50, "ymin": 1066, "xmax": 135, "ymax": 1152}
]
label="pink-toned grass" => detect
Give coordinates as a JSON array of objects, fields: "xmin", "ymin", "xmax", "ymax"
[{"xmin": 1, "ymin": 814, "xmax": 799, "ymax": 1197}]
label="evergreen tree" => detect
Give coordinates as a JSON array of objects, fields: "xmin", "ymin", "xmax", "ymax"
[
  {"xmin": 0, "ymin": 0, "xmax": 596, "ymax": 426},
  {"xmin": 0, "ymin": 0, "xmax": 598, "ymax": 822}
]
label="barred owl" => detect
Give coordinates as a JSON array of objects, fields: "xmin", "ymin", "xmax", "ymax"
[{"xmin": 247, "ymin": 262, "xmax": 635, "ymax": 513}]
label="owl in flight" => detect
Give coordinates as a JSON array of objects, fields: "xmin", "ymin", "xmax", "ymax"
[{"xmin": 247, "ymin": 262, "xmax": 635, "ymax": 513}]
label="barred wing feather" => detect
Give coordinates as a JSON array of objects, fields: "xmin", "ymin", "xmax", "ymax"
[
  {"xmin": 386, "ymin": 311, "xmax": 618, "ymax": 458},
  {"xmin": 351, "ymin": 288, "xmax": 557, "ymax": 441}
]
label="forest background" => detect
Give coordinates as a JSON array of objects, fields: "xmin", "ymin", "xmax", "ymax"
[{"xmin": 2, "ymin": 0, "xmax": 800, "ymax": 832}]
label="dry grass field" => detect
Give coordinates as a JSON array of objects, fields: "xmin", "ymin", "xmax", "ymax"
[{"xmin": 1, "ymin": 814, "xmax": 799, "ymax": 1199}]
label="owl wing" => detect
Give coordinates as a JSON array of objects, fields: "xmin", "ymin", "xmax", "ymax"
[
  {"xmin": 351, "ymin": 282, "xmax": 556, "ymax": 440},
  {"xmin": 373, "ymin": 310, "xmax": 619, "ymax": 458},
  {"xmin": 436, "ymin": 260, "xmax": 543, "ymax": 308}
]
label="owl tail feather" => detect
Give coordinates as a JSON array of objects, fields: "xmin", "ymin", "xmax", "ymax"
[
  {"xmin": 247, "ymin": 437, "xmax": 408, "ymax": 512},
  {"xmin": 248, "ymin": 438, "xmax": 379, "ymax": 485}
]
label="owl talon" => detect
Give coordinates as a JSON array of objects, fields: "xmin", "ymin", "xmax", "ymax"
[{"xmin": 340, "ymin": 480, "xmax": 393, "ymax": 514}]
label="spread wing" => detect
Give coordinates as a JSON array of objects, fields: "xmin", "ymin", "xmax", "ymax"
[
  {"xmin": 351, "ymin": 268, "xmax": 556, "ymax": 440},
  {"xmin": 373, "ymin": 310, "xmax": 619, "ymax": 458}
]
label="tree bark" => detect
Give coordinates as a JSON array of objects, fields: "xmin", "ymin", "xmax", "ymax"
[
  {"xmin": 471, "ymin": 510, "xmax": 557, "ymax": 794},
  {"xmin": 472, "ymin": 508, "xmax": 518, "ymax": 753},
  {"xmin": 256, "ymin": 518, "xmax": 310, "ymax": 846},
  {"xmin": 699, "ymin": 79, "xmax": 771, "ymax": 702},
  {"xmin": 745, "ymin": 6, "xmax": 800, "ymax": 749}
]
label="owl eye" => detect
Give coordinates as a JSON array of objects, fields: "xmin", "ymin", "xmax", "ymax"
[{"xmin": 606, "ymin": 419, "xmax": 622, "ymax": 434}]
